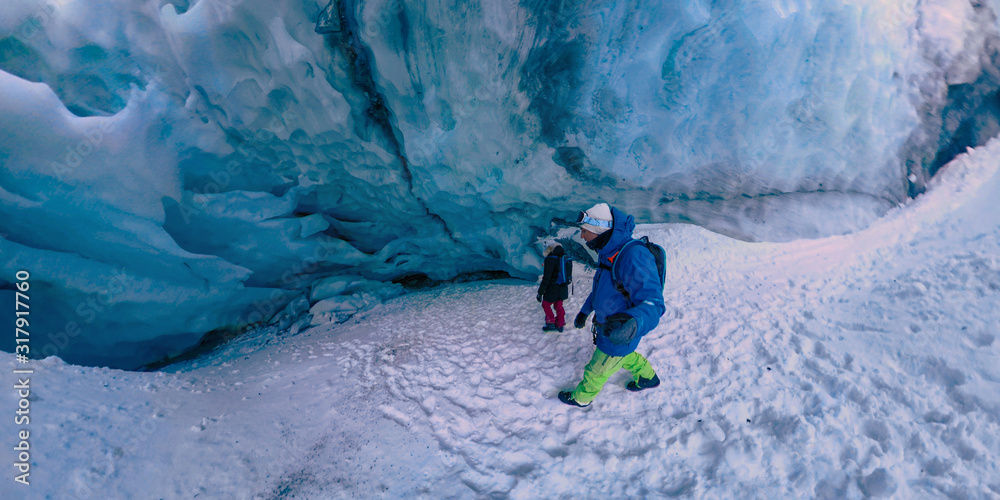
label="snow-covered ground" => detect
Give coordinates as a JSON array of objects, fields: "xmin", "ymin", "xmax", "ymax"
[{"xmin": 4, "ymin": 140, "xmax": 1000, "ymax": 499}]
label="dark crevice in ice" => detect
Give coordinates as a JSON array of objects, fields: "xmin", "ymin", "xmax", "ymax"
[
  {"xmin": 927, "ymin": 85, "xmax": 1000, "ymax": 181},
  {"xmin": 392, "ymin": 270, "xmax": 518, "ymax": 290},
  {"xmin": 518, "ymin": 2, "xmax": 587, "ymax": 147},
  {"xmin": 904, "ymin": 5, "xmax": 1000, "ymax": 198},
  {"xmin": 551, "ymin": 146, "xmax": 624, "ymax": 187},
  {"xmin": 316, "ymin": 0, "xmax": 458, "ymax": 246}
]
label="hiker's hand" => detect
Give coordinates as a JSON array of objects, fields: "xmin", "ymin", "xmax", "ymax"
[
  {"xmin": 574, "ymin": 312, "xmax": 588, "ymax": 329},
  {"xmin": 536, "ymin": 293, "xmax": 543, "ymax": 303},
  {"xmin": 605, "ymin": 312, "xmax": 637, "ymax": 345}
]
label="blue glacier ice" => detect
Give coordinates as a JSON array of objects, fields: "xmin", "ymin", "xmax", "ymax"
[{"xmin": 1, "ymin": 0, "xmax": 999, "ymax": 368}]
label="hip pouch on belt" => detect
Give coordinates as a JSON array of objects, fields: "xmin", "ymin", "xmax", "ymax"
[{"xmin": 594, "ymin": 313, "xmax": 638, "ymax": 346}]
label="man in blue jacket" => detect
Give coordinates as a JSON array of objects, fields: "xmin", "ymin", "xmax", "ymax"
[{"xmin": 559, "ymin": 202, "xmax": 666, "ymax": 407}]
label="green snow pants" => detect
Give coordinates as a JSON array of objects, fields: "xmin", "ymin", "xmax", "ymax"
[{"xmin": 571, "ymin": 348, "xmax": 656, "ymax": 405}]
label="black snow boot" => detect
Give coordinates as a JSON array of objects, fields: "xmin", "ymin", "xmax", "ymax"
[
  {"xmin": 626, "ymin": 373, "xmax": 661, "ymax": 392},
  {"xmin": 558, "ymin": 391, "xmax": 590, "ymax": 407},
  {"xmin": 542, "ymin": 323, "xmax": 557, "ymax": 332}
]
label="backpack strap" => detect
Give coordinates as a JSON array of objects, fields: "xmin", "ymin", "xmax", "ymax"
[{"xmin": 607, "ymin": 239, "xmax": 644, "ymax": 304}]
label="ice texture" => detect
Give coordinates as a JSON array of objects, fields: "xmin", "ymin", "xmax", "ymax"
[{"xmin": 1, "ymin": 0, "xmax": 999, "ymax": 367}]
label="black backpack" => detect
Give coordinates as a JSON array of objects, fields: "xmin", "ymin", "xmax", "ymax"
[
  {"xmin": 609, "ymin": 236, "xmax": 666, "ymax": 303},
  {"xmin": 554, "ymin": 255, "xmax": 573, "ymax": 285}
]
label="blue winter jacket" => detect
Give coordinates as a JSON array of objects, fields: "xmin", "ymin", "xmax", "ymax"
[{"xmin": 580, "ymin": 206, "xmax": 666, "ymax": 357}]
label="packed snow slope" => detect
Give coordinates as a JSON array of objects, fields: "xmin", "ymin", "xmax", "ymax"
[
  {"xmin": 4, "ymin": 0, "xmax": 1000, "ymax": 368},
  {"xmin": 3, "ymin": 136, "xmax": 998, "ymax": 498}
]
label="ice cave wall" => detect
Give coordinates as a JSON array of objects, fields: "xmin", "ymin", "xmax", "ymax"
[{"xmin": 1, "ymin": 0, "xmax": 999, "ymax": 368}]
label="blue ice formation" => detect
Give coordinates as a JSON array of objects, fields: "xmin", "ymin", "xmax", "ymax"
[{"xmin": 1, "ymin": 0, "xmax": 998, "ymax": 368}]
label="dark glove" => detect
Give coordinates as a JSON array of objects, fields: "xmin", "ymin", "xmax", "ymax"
[
  {"xmin": 574, "ymin": 312, "xmax": 589, "ymax": 329},
  {"xmin": 536, "ymin": 293, "xmax": 543, "ymax": 303},
  {"xmin": 605, "ymin": 312, "xmax": 638, "ymax": 345}
]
